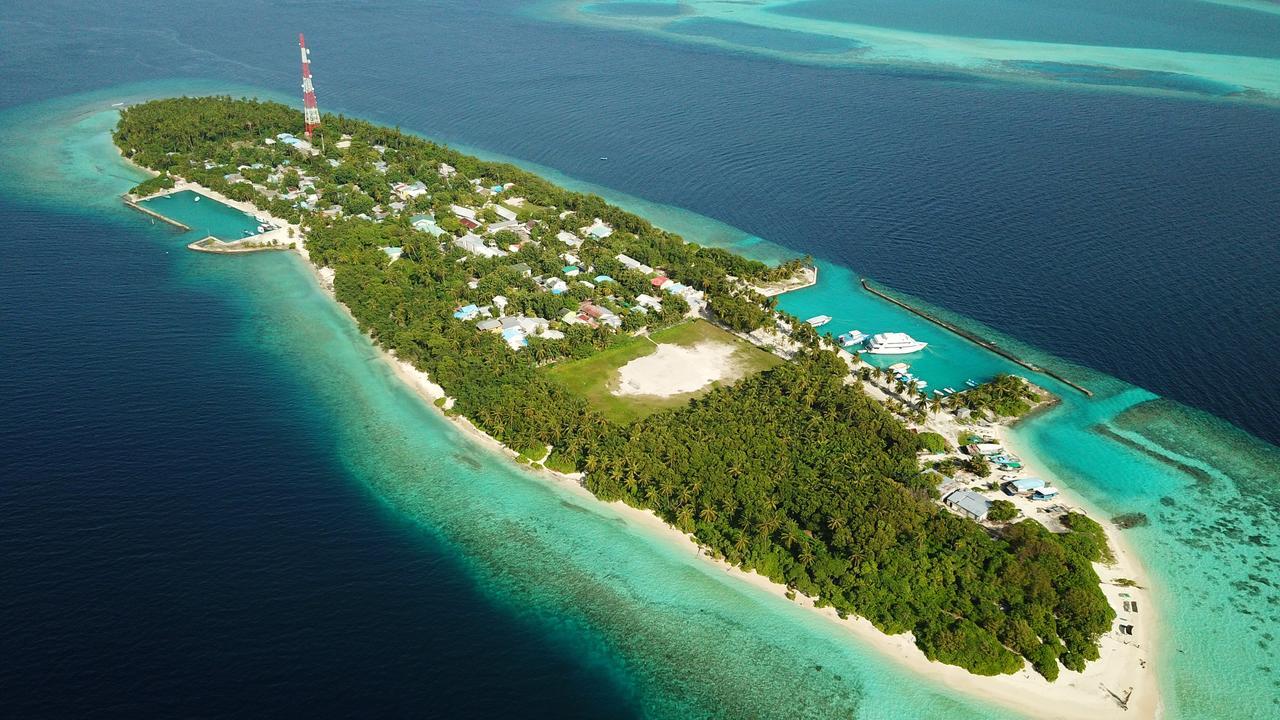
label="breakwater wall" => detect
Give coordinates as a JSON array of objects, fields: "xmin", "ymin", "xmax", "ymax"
[
  {"xmin": 122, "ymin": 195, "xmax": 190, "ymax": 231},
  {"xmin": 859, "ymin": 278, "xmax": 1093, "ymax": 397}
]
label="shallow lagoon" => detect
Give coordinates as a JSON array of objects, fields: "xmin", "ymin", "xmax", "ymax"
[
  {"xmin": 559, "ymin": 0, "xmax": 1280, "ymax": 99},
  {"xmin": 774, "ymin": 0, "xmax": 1280, "ymax": 58}
]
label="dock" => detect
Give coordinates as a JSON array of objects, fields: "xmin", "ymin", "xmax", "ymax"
[
  {"xmin": 859, "ymin": 278, "xmax": 1093, "ymax": 397},
  {"xmin": 122, "ymin": 194, "xmax": 191, "ymax": 231}
]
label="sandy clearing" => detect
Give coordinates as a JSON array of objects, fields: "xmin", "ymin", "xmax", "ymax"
[{"xmin": 613, "ymin": 340, "xmax": 741, "ymax": 397}]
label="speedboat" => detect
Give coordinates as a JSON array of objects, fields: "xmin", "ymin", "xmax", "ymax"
[
  {"xmin": 837, "ymin": 329, "xmax": 868, "ymax": 347},
  {"xmin": 864, "ymin": 332, "xmax": 927, "ymax": 355},
  {"xmin": 806, "ymin": 315, "xmax": 833, "ymax": 328},
  {"xmin": 965, "ymin": 378, "xmax": 979, "ymax": 388}
]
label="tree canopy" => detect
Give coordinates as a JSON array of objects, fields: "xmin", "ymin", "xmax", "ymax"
[{"xmin": 115, "ymin": 96, "xmax": 1114, "ymax": 679}]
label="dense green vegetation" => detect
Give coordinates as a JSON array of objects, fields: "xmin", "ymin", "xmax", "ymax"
[
  {"xmin": 917, "ymin": 431, "xmax": 949, "ymax": 454},
  {"xmin": 114, "ymin": 96, "xmax": 1115, "ymax": 679},
  {"xmin": 988, "ymin": 499, "xmax": 1018, "ymax": 523},
  {"xmin": 953, "ymin": 373, "xmax": 1039, "ymax": 418}
]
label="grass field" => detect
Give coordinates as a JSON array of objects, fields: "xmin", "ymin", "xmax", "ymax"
[{"xmin": 543, "ymin": 319, "xmax": 782, "ymax": 424}]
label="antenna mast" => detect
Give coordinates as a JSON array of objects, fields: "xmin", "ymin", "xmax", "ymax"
[{"xmin": 299, "ymin": 33, "xmax": 321, "ymax": 140}]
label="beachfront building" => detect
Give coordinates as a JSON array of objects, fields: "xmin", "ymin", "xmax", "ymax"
[
  {"xmin": 1004, "ymin": 477, "xmax": 1047, "ymax": 496},
  {"xmin": 494, "ymin": 205, "xmax": 518, "ymax": 222},
  {"xmin": 944, "ymin": 489, "xmax": 992, "ymax": 521}
]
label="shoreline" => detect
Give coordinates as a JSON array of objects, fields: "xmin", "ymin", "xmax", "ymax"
[
  {"xmin": 313, "ymin": 240, "xmax": 1160, "ymax": 720},
  {"xmin": 133, "ymin": 164, "xmax": 1159, "ymax": 718}
]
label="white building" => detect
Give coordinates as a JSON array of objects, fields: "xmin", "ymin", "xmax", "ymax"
[
  {"xmin": 635, "ymin": 293, "xmax": 663, "ymax": 311},
  {"xmin": 454, "ymin": 233, "xmax": 507, "ymax": 258}
]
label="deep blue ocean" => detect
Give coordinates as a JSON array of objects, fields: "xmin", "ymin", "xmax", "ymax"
[{"xmin": 2, "ymin": 1, "xmax": 1278, "ymax": 717}]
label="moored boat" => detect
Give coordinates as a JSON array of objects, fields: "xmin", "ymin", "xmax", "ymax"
[
  {"xmin": 806, "ymin": 315, "xmax": 833, "ymax": 327},
  {"xmin": 864, "ymin": 332, "xmax": 927, "ymax": 355},
  {"xmin": 837, "ymin": 329, "xmax": 868, "ymax": 347}
]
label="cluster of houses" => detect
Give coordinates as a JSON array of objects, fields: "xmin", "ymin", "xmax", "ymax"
[
  {"xmin": 452, "ymin": 300, "xmax": 565, "ymax": 350},
  {"xmin": 441, "ymin": 243, "xmax": 713, "ymax": 352},
  {"xmin": 267, "ymin": 132, "xmax": 316, "ymax": 154},
  {"xmin": 938, "ymin": 437, "xmax": 1061, "ymax": 522},
  {"xmin": 214, "ymin": 133, "xmax": 716, "ymax": 354}
]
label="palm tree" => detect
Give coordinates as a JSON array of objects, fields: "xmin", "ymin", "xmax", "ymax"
[
  {"xmin": 827, "ymin": 515, "xmax": 845, "ymax": 532},
  {"xmin": 799, "ymin": 543, "xmax": 816, "ymax": 567},
  {"xmin": 699, "ymin": 504, "xmax": 718, "ymax": 523},
  {"xmin": 732, "ymin": 533, "xmax": 750, "ymax": 557},
  {"xmin": 783, "ymin": 524, "xmax": 802, "ymax": 549},
  {"xmin": 676, "ymin": 506, "xmax": 694, "ymax": 531},
  {"xmin": 759, "ymin": 514, "xmax": 782, "ymax": 538}
]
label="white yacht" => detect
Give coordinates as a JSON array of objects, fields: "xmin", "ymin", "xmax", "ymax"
[
  {"xmin": 837, "ymin": 329, "xmax": 868, "ymax": 347},
  {"xmin": 864, "ymin": 332, "xmax": 927, "ymax": 355},
  {"xmin": 805, "ymin": 315, "xmax": 833, "ymax": 327}
]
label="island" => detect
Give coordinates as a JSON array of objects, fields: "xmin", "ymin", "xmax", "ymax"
[{"xmin": 114, "ymin": 96, "xmax": 1149, "ymax": 712}]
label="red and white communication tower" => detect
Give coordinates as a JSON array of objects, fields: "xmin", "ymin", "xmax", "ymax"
[{"xmin": 299, "ymin": 33, "xmax": 321, "ymax": 138}]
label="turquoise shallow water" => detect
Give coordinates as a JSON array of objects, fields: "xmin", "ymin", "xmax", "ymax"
[
  {"xmin": 775, "ymin": 0, "xmax": 1280, "ymax": 57},
  {"xmin": 137, "ymin": 190, "xmax": 261, "ymax": 240},
  {"xmin": 4, "ymin": 82, "xmax": 1278, "ymax": 718},
  {"xmin": 555, "ymin": 0, "xmax": 1280, "ymax": 100}
]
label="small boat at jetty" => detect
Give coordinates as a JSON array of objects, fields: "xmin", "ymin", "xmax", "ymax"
[
  {"xmin": 965, "ymin": 378, "xmax": 979, "ymax": 388},
  {"xmin": 864, "ymin": 332, "xmax": 927, "ymax": 355},
  {"xmin": 806, "ymin": 315, "xmax": 833, "ymax": 327},
  {"xmin": 837, "ymin": 329, "xmax": 868, "ymax": 347}
]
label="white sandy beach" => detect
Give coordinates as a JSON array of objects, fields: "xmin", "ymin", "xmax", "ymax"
[
  {"xmin": 139, "ymin": 174, "xmax": 1160, "ymax": 719},
  {"xmin": 376, "ymin": 296, "xmax": 1161, "ymax": 720}
]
